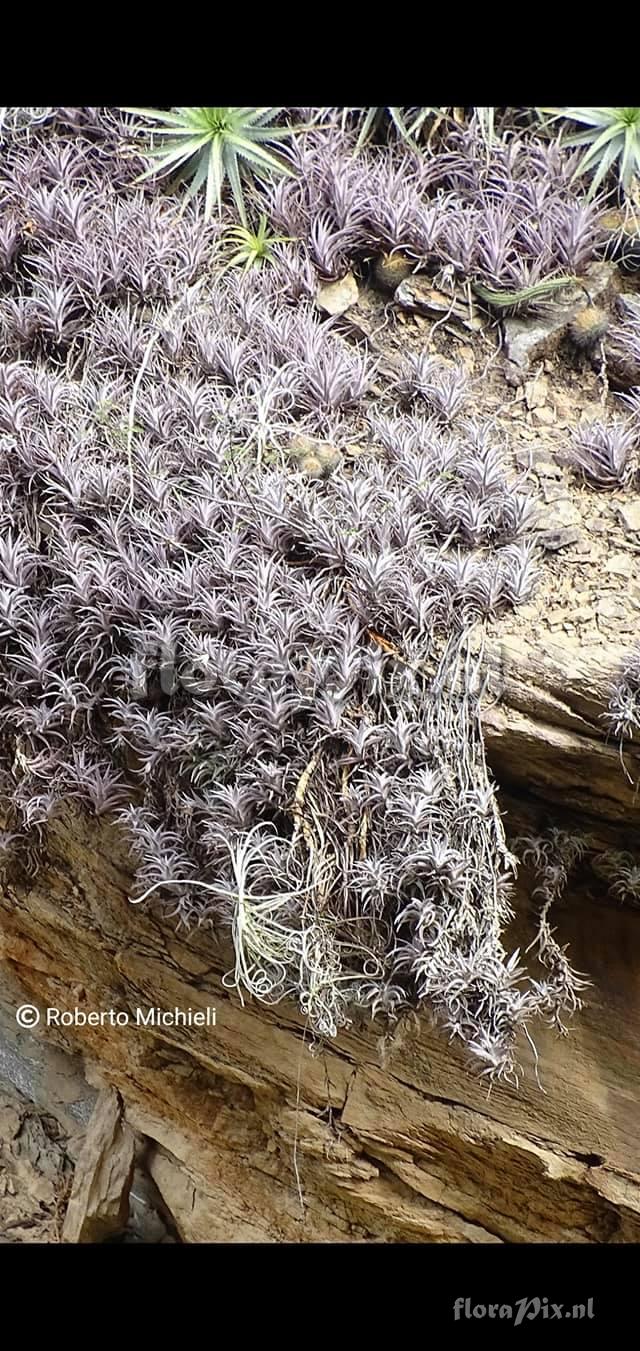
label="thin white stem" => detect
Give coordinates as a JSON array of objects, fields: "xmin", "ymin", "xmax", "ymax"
[{"xmin": 126, "ymin": 331, "xmax": 158, "ymax": 510}]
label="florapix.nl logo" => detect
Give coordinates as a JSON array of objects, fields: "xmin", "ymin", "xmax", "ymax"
[{"xmin": 453, "ymin": 1296, "xmax": 595, "ymax": 1325}]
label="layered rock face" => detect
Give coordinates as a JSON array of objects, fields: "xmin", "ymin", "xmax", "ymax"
[{"xmin": 1, "ymin": 624, "xmax": 639, "ymax": 1243}]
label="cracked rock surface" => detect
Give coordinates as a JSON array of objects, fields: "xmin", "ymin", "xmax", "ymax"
[{"xmin": 1, "ymin": 788, "xmax": 639, "ymax": 1242}]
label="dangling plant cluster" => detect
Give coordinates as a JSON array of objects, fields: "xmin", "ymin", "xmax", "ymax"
[
  {"xmin": 607, "ymin": 646, "xmax": 640, "ymax": 745},
  {"xmin": 0, "ymin": 109, "xmax": 593, "ymax": 1084},
  {"xmin": 516, "ymin": 829, "xmax": 590, "ymax": 1008},
  {"xmin": 518, "ymin": 825, "xmax": 640, "ymax": 933}
]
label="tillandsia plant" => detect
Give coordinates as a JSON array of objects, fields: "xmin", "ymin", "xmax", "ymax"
[
  {"xmin": 219, "ymin": 214, "xmax": 294, "ymax": 273},
  {"xmin": 605, "ymin": 646, "xmax": 640, "ymax": 789},
  {"xmin": 607, "ymin": 646, "xmax": 640, "ymax": 743},
  {"xmin": 595, "ymin": 849, "xmax": 640, "ymax": 906},
  {"xmin": 122, "ymin": 107, "xmax": 297, "ymax": 224},
  {"xmin": 609, "ymin": 295, "xmax": 640, "ymax": 385},
  {"xmin": 540, "ymin": 108, "xmax": 640, "ymax": 200},
  {"xmin": 565, "ymin": 415, "xmax": 639, "ymax": 488}
]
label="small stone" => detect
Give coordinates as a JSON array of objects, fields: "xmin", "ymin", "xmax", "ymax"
[
  {"xmin": 504, "ymin": 315, "xmax": 564, "ymax": 370},
  {"xmin": 524, "ymin": 373, "xmax": 548, "ymax": 409},
  {"xmin": 604, "ymin": 553, "xmax": 636, "ymax": 578},
  {"xmin": 62, "ymin": 1088, "xmax": 135, "ymax": 1245},
  {"xmin": 554, "ymin": 390, "xmax": 577, "ymax": 419},
  {"xmin": 532, "ymin": 405, "xmax": 557, "ymax": 426},
  {"xmin": 456, "ymin": 344, "xmax": 476, "ymax": 371},
  {"xmin": 534, "ymin": 458, "xmax": 563, "ymax": 479},
  {"xmin": 503, "ymin": 361, "xmax": 525, "ymax": 388},
  {"xmin": 515, "ymin": 448, "xmax": 562, "ymax": 478},
  {"xmin": 617, "ymin": 501, "xmax": 640, "ymax": 536},
  {"xmin": 553, "ymin": 499, "xmax": 582, "ymax": 527},
  {"xmin": 395, "ymin": 276, "xmax": 485, "ymax": 332},
  {"xmin": 540, "ymin": 492, "xmax": 581, "ymax": 527},
  {"xmin": 316, "ymin": 271, "xmax": 359, "ymax": 316},
  {"xmin": 537, "ymin": 527, "xmax": 581, "ymax": 552},
  {"xmin": 598, "ymin": 596, "xmax": 631, "ymax": 622}
]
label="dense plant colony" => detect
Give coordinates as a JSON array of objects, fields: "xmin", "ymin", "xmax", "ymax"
[
  {"xmin": 0, "ymin": 107, "xmax": 623, "ymax": 1083},
  {"xmin": 265, "ymin": 125, "xmax": 607, "ymax": 293}
]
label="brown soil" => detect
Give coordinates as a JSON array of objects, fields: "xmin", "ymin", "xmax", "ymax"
[{"xmin": 342, "ymin": 267, "xmax": 640, "ymax": 659}]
